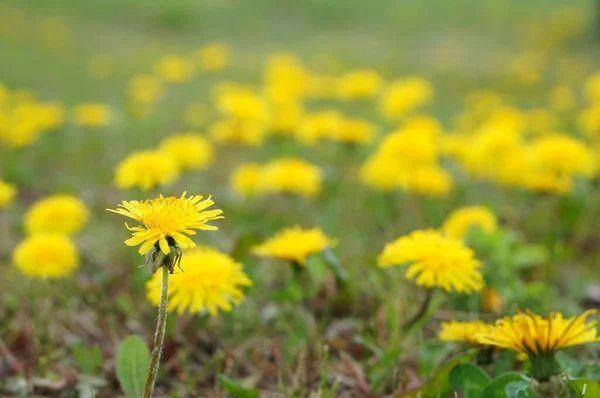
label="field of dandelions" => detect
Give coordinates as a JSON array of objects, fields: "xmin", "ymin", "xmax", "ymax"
[{"xmin": 3, "ymin": 1, "xmax": 600, "ymax": 397}]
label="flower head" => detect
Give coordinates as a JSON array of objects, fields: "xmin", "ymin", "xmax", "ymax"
[
  {"xmin": 337, "ymin": 69, "xmax": 383, "ymax": 100},
  {"xmin": 159, "ymin": 133, "xmax": 214, "ymax": 171},
  {"xmin": 230, "ymin": 163, "xmax": 264, "ymax": 197},
  {"xmin": 253, "ymin": 226, "xmax": 337, "ymax": 265},
  {"xmin": 72, "ymin": 103, "xmax": 111, "ymax": 127},
  {"xmin": 442, "ymin": 206, "xmax": 498, "ymax": 239},
  {"xmin": 13, "ymin": 234, "xmax": 79, "ymax": 279},
  {"xmin": 438, "ymin": 320, "xmax": 491, "ymax": 347},
  {"xmin": 260, "ymin": 157, "xmax": 323, "ymax": 197},
  {"xmin": 196, "ymin": 43, "xmax": 230, "ymax": 72},
  {"xmin": 146, "ymin": 246, "xmax": 251, "ymax": 316},
  {"xmin": 379, "ymin": 77, "xmax": 433, "ymax": 120},
  {"xmin": 107, "ymin": 192, "xmax": 223, "ymax": 255},
  {"xmin": 114, "ymin": 149, "xmax": 180, "ymax": 191},
  {"xmin": 378, "ymin": 229, "xmax": 484, "ymax": 293},
  {"xmin": 24, "ymin": 194, "xmax": 89, "ymax": 236},
  {"xmin": 0, "ymin": 180, "xmax": 16, "ymax": 208},
  {"xmin": 154, "ymin": 55, "xmax": 194, "ymax": 83}
]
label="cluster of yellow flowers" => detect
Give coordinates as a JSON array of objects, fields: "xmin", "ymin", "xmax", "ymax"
[
  {"xmin": 13, "ymin": 194, "xmax": 89, "ymax": 279},
  {"xmin": 231, "ymin": 157, "xmax": 322, "ymax": 198}
]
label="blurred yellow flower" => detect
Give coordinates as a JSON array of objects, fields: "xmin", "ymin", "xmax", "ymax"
[
  {"xmin": 379, "ymin": 77, "xmax": 433, "ymax": 120},
  {"xmin": 261, "ymin": 157, "xmax": 322, "ymax": 197},
  {"xmin": 584, "ymin": 72, "xmax": 600, "ymax": 103},
  {"xmin": 146, "ymin": 246, "xmax": 251, "ymax": 316},
  {"xmin": 154, "ymin": 55, "xmax": 194, "ymax": 83},
  {"xmin": 0, "ymin": 180, "xmax": 16, "ymax": 208},
  {"xmin": 438, "ymin": 320, "xmax": 491, "ymax": 347},
  {"xmin": 114, "ymin": 149, "xmax": 180, "ymax": 191},
  {"xmin": 88, "ymin": 55, "xmax": 115, "ymax": 80},
  {"xmin": 263, "ymin": 53, "xmax": 310, "ymax": 102},
  {"xmin": 216, "ymin": 89, "xmax": 269, "ymax": 122},
  {"xmin": 378, "ymin": 129, "xmax": 438, "ymax": 167},
  {"xmin": 359, "ymin": 154, "xmax": 405, "ymax": 192},
  {"xmin": 482, "ymin": 287, "xmax": 505, "ymax": 312},
  {"xmin": 159, "ymin": 133, "xmax": 214, "ymax": 171},
  {"xmin": 107, "ymin": 192, "xmax": 223, "ymax": 255},
  {"xmin": 209, "ymin": 119, "xmax": 267, "ymax": 146},
  {"xmin": 230, "ymin": 163, "xmax": 264, "ymax": 197},
  {"xmin": 196, "ymin": 43, "xmax": 230, "ymax": 72},
  {"xmin": 400, "ymin": 166, "xmax": 453, "ymax": 197},
  {"xmin": 378, "ymin": 229, "xmax": 484, "ymax": 293},
  {"xmin": 270, "ymin": 101, "xmax": 304, "ymax": 135},
  {"xmin": 73, "ymin": 103, "xmax": 111, "ymax": 127},
  {"xmin": 442, "ymin": 206, "xmax": 497, "ymax": 239},
  {"xmin": 526, "ymin": 108, "xmax": 557, "ymax": 135},
  {"xmin": 548, "ymin": 85, "xmax": 575, "ymax": 111},
  {"xmin": 401, "ymin": 114, "xmax": 443, "ymax": 138},
  {"xmin": 337, "ymin": 69, "xmax": 383, "ymax": 100},
  {"xmin": 24, "ymin": 194, "xmax": 89, "ymax": 236},
  {"xmin": 128, "ymin": 75, "xmax": 163, "ymax": 105},
  {"xmin": 578, "ymin": 105, "xmax": 600, "ymax": 139},
  {"xmin": 332, "ymin": 118, "xmax": 376, "ymax": 144},
  {"xmin": 296, "ymin": 110, "xmax": 342, "ymax": 145},
  {"xmin": 13, "ymin": 234, "xmax": 79, "ymax": 279},
  {"xmin": 253, "ymin": 226, "xmax": 337, "ymax": 265},
  {"xmin": 529, "ymin": 134, "xmax": 596, "ymax": 178}
]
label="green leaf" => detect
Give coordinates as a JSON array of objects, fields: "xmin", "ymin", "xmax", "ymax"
[
  {"xmin": 73, "ymin": 343, "xmax": 103, "ymax": 374},
  {"xmin": 305, "ymin": 255, "xmax": 329, "ymax": 284},
  {"xmin": 482, "ymin": 372, "xmax": 526, "ymax": 398},
  {"xmin": 449, "ymin": 363, "xmax": 491, "ymax": 397},
  {"xmin": 512, "ymin": 245, "xmax": 547, "ymax": 269},
  {"xmin": 218, "ymin": 375, "xmax": 259, "ymax": 398},
  {"xmin": 569, "ymin": 378, "xmax": 600, "ymax": 396},
  {"xmin": 116, "ymin": 335, "xmax": 150, "ymax": 398},
  {"xmin": 323, "ymin": 249, "xmax": 349, "ymax": 282},
  {"xmin": 505, "ymin": 381, "xmax": 534, "ymax": 398},
  {"xmin": 427, "ymin": 350, "xmax": 478, "ymax": 396}
]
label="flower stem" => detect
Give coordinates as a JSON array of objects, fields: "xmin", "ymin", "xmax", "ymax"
[
  {"xmin": 402, "ymin": 289, "xmax": 433, "ymax": 331},
  {"xmin": 143, "ymin": 265, "xmax": 169, "ymax": 398}
]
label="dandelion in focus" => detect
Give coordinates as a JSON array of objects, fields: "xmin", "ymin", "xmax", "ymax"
[
  {"xmin": 146, "ymin": 246, "xmax": 252, "ymax": 316},
  {"xmin": 159, "ymin": 133, "xmax": 214, "ymax": 171},
  {"xmin": 442, "ymin": 206, "xmax": 497, "ymax": 239},
  {"xmin": 107, "ymin": 192, "xmax": 223, "ymax": 255},
  {"xmin": 114, "ymin": 149, "xmax": 180, "ymax": 191},
  {"xmin": 438, "ymin": 320, "xmax": 491, "ymax": 347},
  {"xmin": 378, "ymin": 229, "xmax": 484, "ymax": 293},
  {"xmin": 13, "ymin": 234, "xmax": 79, "ymax": 279},
  {"xmin": 24, "ymin": 194, "xmax": 89, "ymax": 236},
  {"xmin": 253, "ymin": 226, "xmax": 337, "ymax": 265}
]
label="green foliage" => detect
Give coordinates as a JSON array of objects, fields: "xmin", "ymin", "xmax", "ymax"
[
  {"xmin": 218, "ymin": 375, "xmax": 260, "ymax": 398},
  {"xmin": 116, "ymin": 335, "xmax": 150, "ymax": 398},
  {"xmin": 482, "ymin": 373, "xmax": 528, "ymax": 397},
  {"xmin": 448, "ymin": 363, "xmax": 491, "ymax": 397},
  {"xmin": 569, "ymin": 378, "xmax": 600, "ymax": 396},
  {"xmin": 72, "ymin": 342, "xmax": 103, "ymax": 374}
]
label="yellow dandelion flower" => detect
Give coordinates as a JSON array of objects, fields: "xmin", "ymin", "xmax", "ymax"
[
  {"xmin": 270, "ymin": 101, "xmax": 304, "ymax": 135},
  {"xmin": 146, "ymin": 246, "xmax": 251, "ymax": 316},
  {"xmin": 263, "ymin": 54, "xmax": 310, "ymax": 102},
  {"xmin": 578, "ymin": 105, "xmax": 600, "ymax": 139},
  {"xmin": 442, "ymin": 206, "xmax": 497, "ymax": 239},
  {"xmin": 529, "ymin": 134, "xmax": 596, "ymax": 178},
  {"xmin": 296, "ymin": 110, "xmax": 343, "ymax": 145},
  {"xmin": 13, "ymin": 234, "xmax": 79, "ymax": 279},
  {"xmin": 216, "ymin": 89, "xmax": 269, "ymax": 122},
  {"xmin": 127, "ymin": 75, "xmax": 163, "ymax": 105},
  {"xmin": 261, "ymin": 157, "xmax": 323, "ymax": 197},
  {"xmin": 476, "ymin": 310, "xmax": 600, "ymax": 381},
  {"xmin": 24, "ymin": 194, "xmax": 89, "ymax": 236},
  {"xmin": 230, "ymin": 163, "xmax": 264, "ymax": 197},
  {"xmin": 107, "ymin": 192, "xmax": 223, "ymax": 255},
  {"xmin": 378, "ymin": 129, "xmax": 438, "ymax": 167},
  {"xmin": 209, "ymin": 119, "xmax": 267, "ymax": 146},
  {"xmin": 159, "ymin": 133, "xmax": 214, "ymax": 171},
  {"xmin": 585, "ymin": 72, "xmax": 600, "ymax": 103},
  {"xmin": 438, "ymin": 320, "xmax": 491, "ymax": 347},
  {"xmin": 0, "ymin": 180, "xmax": 17, "ymax": 208},
  {"xmin": 401, "ymin": 114, "xmax": 443, "ymax": 138},
  {"xmin": 154, "ymin": 55, "xmax": 194, "ymax": 83},
  {"xmin": 399, "ymin": 165, "xmax": 453, "ymax": 197},
  {"xmin": 114, "ymin": 150, "xmax": 180, "ymax": 191},
  {"xmin": 253, "ymin": 226, "xmax": 337, "ymax": 265},
  {"xmin": 332, "ymin": 118, "xmax": 377, "ymax": 144},
  {"xmin": 195, "ymin": 43, "xmax": 230, "ymax": 72},
  {"xmin": 379, "ymin": 77, "xmax": 433, "ymax": 120},
  {"xmin": 72, "ymin": 103, "xmax": 111, "ymax": 127},
  {"xmin": 337, "ymin": 69, "xmax": 383, "ymax": 100},
  {"xmin": 378, "ymin": 229, "xmax": 484, "ymax": 293},
  {"xmin": 359, "ymin": 155, "xmax": 406, "ymax": 192}
]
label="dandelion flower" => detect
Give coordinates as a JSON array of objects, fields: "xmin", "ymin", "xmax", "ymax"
[
  {"xmin": 230, "ymin": 163, "xmax": 264, "ymax": 197},
  {"xmin": 146, "ymin": 246, "xmax": 251, "ymax": 316},
  {"xmin": 107, "ymin": 192, "xmax": 223, "ymax": 255},
  {"xmin": 154, "ymin": 55, "xmax": 194, "ymax": 83},
  {"xmin": 253, "ymin": 226, "xmax": 337, "ymax": 265},
  {"xmin": 209, "ymin": 119, "xmax": 267, "ymax": 146},
  {"xmin": 438, "ymin": 320, "xmax": 491, "ymax": 347},
  {"xmin": 13, "ymin": 234, "xmax": 79, "ymax": 279},
  {"xmin": 442, "ymin": 206, "xmax": 497, "ymax": 239},
  {"xmin": 196, "ymin": 43, "xmax": 230, "ymax": 72},
  {"xmin": 261, "ymin": 157, "xmax": 322, "ymax": 197},
  {"xmin": 296, "ymin": 110, "xmax": 342, "ymax": 145},
  {"xmin": 378, "ymin": 229, "xmax": 484, "ymax": 293},
  {"xmin": 476, "ymin": 310, "xmax": 600, "ymax": 381},
  {"xmin": 128, "ymin": 75, "xmax": 163, "ymax": 105},
  {"xmin": 337, "ymin": 69, "xmax": 383, "ymax": 100},
  {"xmin": 159, "ymin": 133, "xmax": 214, "ymax": 171},
  {"xmin": 72, "ymin": 103, "xmax": 111, "ymax": 128},
  {"xmin": 0, "ymin": 180, "xmax": 16, "ymax": 208},
  {"xmin": 270, "ymin": 102, "xmax": 304, "ymax": 135},
  {"xmin": 332, "ymin": 118, "xmax": 377, "ymax": 144},
  {"xmin": 114, "ymin": 149, "xmax": 180, "ymax": 191},
  {"xmin": 400, "ymin": 166, "xmax": 453, "ymax": 197},
  {"xmin": 529, "ymin": 134, "xmax": 596, "ymax": 178},
  {"xmin": 379, "ymin": 77, "xmax": 433, "ymax": 120},
  {"xmin": 24, "ymin": 194, "xmax": 89, "ymax": 236}
]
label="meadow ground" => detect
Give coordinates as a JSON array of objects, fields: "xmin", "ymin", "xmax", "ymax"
[{"xmin": 2, "ymin": 0, "xmax": 600, "ymax": 397}]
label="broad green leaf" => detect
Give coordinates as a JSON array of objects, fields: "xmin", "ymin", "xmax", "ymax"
[
  {"xmin": 218, "ymin": 375, "xmax": 259, "ymax": 398},
  {"xmin": 482, "ymin": 372, "xmax": 526, "ymax": 398},
  {"xmin": 427, "ymin": 350, "xmax": 478, "ymax": 396},
  {"xmin": 569, "ymin": 378, "xmax": 600, "ymax": 396},
  {"xmin": 449, "ymin": 363, "xmax": 491, "ymax": 397},
  {"xmin": 116, "ymin": 335, "xmax": 150, "ymax": 398},
  {"xmin": 505, "ymin": 381, "xmax": 534, "ymax": 398}
]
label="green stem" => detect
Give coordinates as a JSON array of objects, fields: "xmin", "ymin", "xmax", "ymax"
[
  {"xmin": 143, "ymin": 265, "xmax": 169, "ymax": 398},
  {"xmin": 402, "ymin": 289, "xmax": 433, "ymax": 331}
]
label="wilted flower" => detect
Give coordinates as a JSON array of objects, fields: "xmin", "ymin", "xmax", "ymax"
[
  {"xmin": 159, "ymin": 133, "xmax": 214, "ymax": 171},
  {"xmin": 378, "ymin": 229, "xmax": 484, "ymax": 293},
  {"xmin": 114, "ymin": 149, "xmax": 180, "ymax": 191},
  {"xmin": 253, "ymin": 226, "xmax": 337, "ymax": 265},
  {"xmin": 13, "ymin": 234, "xmax": 79, "ymax": 279},
  {"xmin": 107, "ymin": 192, "xmax": 223, "ymax": 255},
  {"xmin": 24, "ymin": 194, "xmax": 89, "ymax": 236},
  {"xmin": 442, "ymin": 206, "xmax": 497, "ymax": 239}
]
